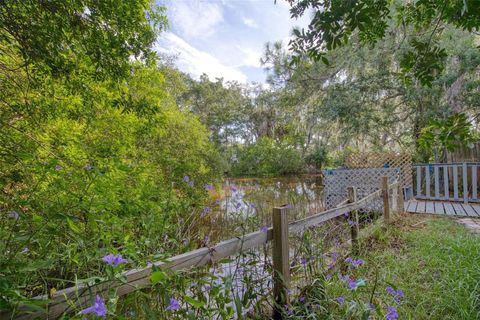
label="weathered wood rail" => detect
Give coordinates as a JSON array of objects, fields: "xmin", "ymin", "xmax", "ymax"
[
  {"xmin": 5, "ymin": 179, "xmax": 401, "ymax": 320},
  {"xmin": 414, "ymin": 162, "xmax": 480, "ymax": 203}
]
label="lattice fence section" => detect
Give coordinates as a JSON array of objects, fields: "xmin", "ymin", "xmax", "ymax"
[
  {"xmin": 322, "ymin": 168, "xmax": 399, "ymax": 209},
  {"xmin": 345, "ymin": 152, "xmax": 413, "ymax": 188}
]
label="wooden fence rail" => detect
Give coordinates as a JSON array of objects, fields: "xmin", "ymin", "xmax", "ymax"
[
  {"xmin": 414, "ymin": 162, "xmax": 480, "ymax": 203},
  {"xmin": 6, "ymin": 178, "xmax": 400, "ymax": 320}
]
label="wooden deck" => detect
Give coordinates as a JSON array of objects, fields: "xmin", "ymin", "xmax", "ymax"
[{"xmin": 406, "ymin": 200, "xmax": 480, "ymax": 217}]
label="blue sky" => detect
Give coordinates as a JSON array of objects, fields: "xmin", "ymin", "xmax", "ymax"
[{"xmin": 156, "ymin": 0, "xmax": 310, "ymax": 83}]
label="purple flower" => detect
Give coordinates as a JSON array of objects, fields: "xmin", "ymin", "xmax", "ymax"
[
  {"xmin": 300, "ymin": 258, "xmax": 307, "ymax": 267},
  {"xmin": 331, "ymin": 252, "xmax": 338, "ymax": 262},
  {"xmin": 7, "ymin": 211, "xmax": 19, "ymax": 220},
  {"xmin": 201, "ymin": 207, "xmax": 211, "ymax": 217},
  {"xmin": 188, "ymin": 181, "xmax": 194, "ymax": 187},
  {"xmin": 183, "ymin": 175, "xmax": 190, "ymax": 182},
  {"xmin": 326, "ymin": 273, "xmax": 332, "ymax": 279},
  {"xmin": 368, "ymin": 303, "xmax": 375, "ymax": 310},
  {"xmin": 386, "ymin": 306, "xmax": 398, "ymax": 320},
  {"xmin": 235, "ymin": 202, "xmax": 242, "ymax": 209},
  {"xmin": 22, "ymin": 247, "xmax": 29, "ymax": 253},
  {"xmin": 204, "ymin": 184, "xmax": 214, "ymax": 191},
  {"xmin": 250, "ymin": 202, "xmax": 256, "ymax": 209},
  {"xmin": 345, "ymin": 257, "xmax": 353, "ymax": 263},
  {"xmin": 352, "ymin": 259, "xmax": 364, "ymax": 267},
  {"xmin": 299, "ymin": 296, "xmax": 305, "ymax": 303},
  {"xmin": 55, "ymin": 165, "xmax": 63, "ymax": 171},
  {"xmin": 344, "ymin": 212, "xmax": 350, "ymax": 217},
  {"xmin": 204, "ymin": 235, "xmax": 209, "ymax": 244},
  {"xmin": 230, "ymin": 186, "xmax": 237, "ymax": 192},
  {"xmin": 347, "ymin": 219, "xmax": 355, "ymax": 226},
  {"xmin": 102, "ymin": 254, "xmax": 128, "ymax": 267},
  {"xmin": 166, "ymin": 297, "xmax": 180, "ymax": 311},
  {"xmin": 285, "ymin": 305, "xmax": 293, "ymax": 316},
  {"xmin": 394, "ymin": 289, "xmax": 404, "ymax": 303},
  {"xmin": 215, "ymin": 199, "xmax": 221, "ymax": 205},
  {"xmin": 81, "ymin": 295, "xmax": 107, "ymax": 318},
  {"xmin": 336, "ymin": 296, "xmax": 345, "ymax": 305},
  {"xmin": 386, "ymin": 287, "xmax": 395, "ymax": 295},
  {"xmin": 396, "ymin": 289, "xmax": 404, "ymax": 298},
  {"xmin": 84, "ymin": 163, "xmax": 92, "ymax": 170},
  {"xmin": 260, "ymin": 226, "xmax": 268, "ymax": 233},
  {"xmin": 348, "ymin": 279, "xmax": 357, "ymax": 290},
  {"xmin": 338, "ymin": 273, "xmax": 348, "ymax": 282}
]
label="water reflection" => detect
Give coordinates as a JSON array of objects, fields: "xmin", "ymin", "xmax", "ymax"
[{"xmin": 209, "ymin": 175, "xmax": 324, "ymax": 241}]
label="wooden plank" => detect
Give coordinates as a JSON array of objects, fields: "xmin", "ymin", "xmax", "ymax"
[
  {"xmin": 425, "ymin": 167, "xmax": 431, "ymax": 198},
  {"xmin": 434, "ymin": 202, "xmax": 445, "ymax": 215},
  {"xmin": 382, "ymin": 176, "xmax": 391, "ymax": 223},
  {"xmin": 443, "ymin": 202, "xmax": 456, "ymax": 216},
  {"xmin": 472, "ymin": 165, "xmax": 478, "ymax": 201},
  {"xmin": 434, "ymin": 166, "xmax": 440, "ymax": 199},
  {"xmin": 462, "ymin": 204, "xmax": 477, "ymax": 217},
  {"xmin": 425, "ymin": 201, "xmax": 435, "ymax": 214},
  {"xmin": 463, "ymin": 162, "xmax": 468, "ymax": 204},
  {"xmin": 443, "ymin": 166, "xmax": 449, "ymax": 200},
  {"xmin": 409, "ymin": 201, "xmax": 416, "ymax": 212},
  {"xmin": 452, "ymin": 203, "xmax": 467, "ymax": 216},
  {"xmin": 417, "ymin": 201, "xmax": 426, "ymax": 213},
  {"xmin": 272, "ymin": 206, "xmax": 290, "ymax": 318},
  {"xmin": 453, "ymin": 165, "xmax": 459, "ymax": 200},
  {"xmin": 471, "ymin": 204, "xmax": 480, "ymax": 216},
  {"xmin": 416, "ymin": 166, "xmax": 422, "ymax": 197},
  {"xmin": 397, "ymin": 184, "xmax": 405, "ymax": 213},
  {"xmin": 348, "ymin": 187, "xmax": 359, "ymax": 252}
]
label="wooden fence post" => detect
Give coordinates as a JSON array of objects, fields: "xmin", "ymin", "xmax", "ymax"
[
  {"xmin": 382, "ymin": 176, "xmax": 390, "ymax": 224},
  {"xmin": 272, "ymin": 206, "xmax": 290, "ymax": 319},
  {"xmin": 397, "ymin": 184, "xmax": 405, "ymax": 213},
  {"xmin": 347, "ymin": 187, "xmax": 359, "ymax": 253}
]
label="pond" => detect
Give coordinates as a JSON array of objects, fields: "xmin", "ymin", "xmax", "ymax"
[{"xmin": 204, "ymin": 174, "xmax": 325, "ymax": 242}]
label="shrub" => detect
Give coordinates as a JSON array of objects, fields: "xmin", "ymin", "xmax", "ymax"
[{"xmin": 231, "ymin": 137, "xmax": 304, "ymax": 176}]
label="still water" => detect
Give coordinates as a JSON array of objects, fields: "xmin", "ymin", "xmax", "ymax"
[{"xmin": 206, "ymin": 175, "xmax": 325, "ymax": 241}]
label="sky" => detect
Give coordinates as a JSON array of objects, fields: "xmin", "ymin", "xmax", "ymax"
[{"xmin": 155, "ymin": 0, "xmax": 311, "ymax": 84}]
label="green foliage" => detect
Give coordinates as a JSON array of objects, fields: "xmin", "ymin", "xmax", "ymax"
[
  {"xmin": 417, "ymin": 113, "xmax": 478, "ymax": 161},
  {"xmin": 231, "ymin": 138, "xmax": 304, "ymax": 176},
  {"xmin": 0, "ymin": 4, "xmax": 221, "ymax": 312},
  {"xmin": 0, "ymin": 0, "xmax": 167, "ymax": 79},
  {"xmin": 287, "ymin": 0, "xmax": 480, "ymax": 86},
  {"xmin": 305, "ymin": 145, "xmax": 330, "ymax": 169}
]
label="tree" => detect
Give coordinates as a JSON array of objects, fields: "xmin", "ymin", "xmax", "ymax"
[
  {"xmin": 285, "ymin": 0, "xmax": 480, "ymax": 86},
  {"xmin": 0, "ymin": 0, "xmax": 167, "ymax": 79}
]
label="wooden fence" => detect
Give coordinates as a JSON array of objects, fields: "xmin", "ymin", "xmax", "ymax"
[
  {"xmin": 6, "ymin": 178, "xmax": 402, "ymax": 320},
  {"xmin": 414, "ymin": 162, "xmax": 480, "ymax": 203}
]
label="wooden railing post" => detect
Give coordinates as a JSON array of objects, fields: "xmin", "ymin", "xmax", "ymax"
[
  {"xmin": 272, "ymin": 206, "xmax": 290, "ymax": 319},
  {"xmin": 347, "ymin": 187, "xmax": 359, "ymax": 253},
  {"xmin": 397, "ymin": 184, "xmax": 405, "ymax": 213},
  {"xmin": 382, "ymin": 176, "xmax": 390, "ymax": 224}
]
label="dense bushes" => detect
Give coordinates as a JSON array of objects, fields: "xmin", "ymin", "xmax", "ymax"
[
  {"xmin": 231, "ymin": 137, "xmax": 304, "ymax": 176},
  {"xmin": 0, "ymin": 59, "xmax": 221, "ymax": 309}
]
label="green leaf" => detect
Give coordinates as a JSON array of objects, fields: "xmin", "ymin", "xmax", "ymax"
[
  {"xmin": 150, "ymin": 270, "xmax": 167, "ymax": 285},
  {"xmin": 184, "ymin": 296, "xmax": 205, "ymax": 308},
  {"xmin": 67, "ymin": 218, "xmax": 82, "ymax": 234}
]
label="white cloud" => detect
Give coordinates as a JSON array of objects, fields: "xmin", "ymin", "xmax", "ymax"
[
  {"xmin": 234, "ymin": 46, "xmax": 262, "ymax": 68},
  {"xmin": 156, "ymin": 32, "xmax": 248, "ymax": 83},
  {"xmin": 242, "ymin": 17, "xmax": 258, "ymax": 29},
  {"xmin": 167, "ymin": 1, "xmax": 224, "ymax": 39}
]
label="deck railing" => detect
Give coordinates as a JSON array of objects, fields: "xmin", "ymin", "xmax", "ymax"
[
  {"xmin": 414, "ymin": 162, "xmax": 480, "ymax": 203},
  {"xmin": 5, "ymin": 178, "xmax": 402, "ymax": 320}
]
